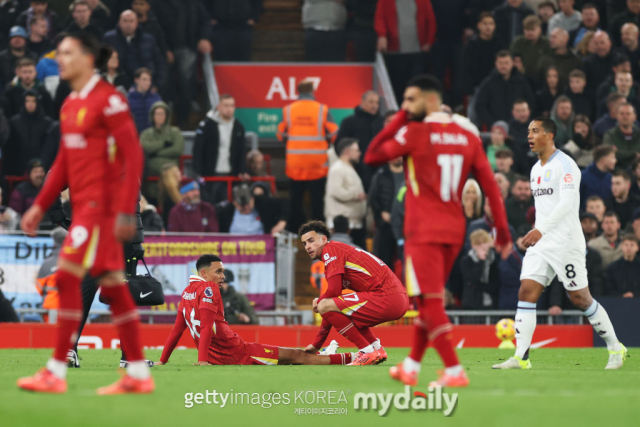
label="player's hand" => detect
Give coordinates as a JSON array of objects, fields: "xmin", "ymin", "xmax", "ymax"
[
  {"xmin": 193, "ymin": 361, "xmax": 211, "ymax": 366},
  {"xmin": 381, "ymin": 211, "xmax": 391, "ymax": 223},
  {"xmin": 495, "ymin": 241, "xmax": 514, "ymax": 260},
  {"xmin": 155, "ymin": 361, "xmax": 165, "ymax": 366},
  {"xmin": 21, "ymin": 205, "xmax": 45, "ymax": 237},
  {"xmin": 522, "ymin": 229, "xmax": 542, "ymax": 248},
  {"xmin": 304, "ymin": 344, "xmax": 318, "ymax": 354},
  {"xmin": 198, "ymin": 39, "xmax": 213, "ymax": 54},
  {"xmin": 421, "ymin": 43, "xmax": 432, "ymax": 52},
  {"xmin": 623, "ymin": 292, "xmax": 634, "ymax": 298},
  {"xmin": 166, "ymin": 51, "xmax": 175, "ymax": 64},
  {"xmin": 312, "ymin": 298, "xmax": 319, "ymax": 313},
  {"xmin": 377, "ymin": 36, "xmax": 387, "ymax": 52},
  {"xmin": 548, "ymin": 305, "xmax": 563, "ymax": 316},
  {"xmin": 115, "ymin": 214, "xmax": 137, "ymax": 242},
  {"xmin": 357, "ymin": 192, "xmax": 367, "ymax": 201},
  {"xmin": 238, "ymin": 313, "xmax": 251, "ymax": 323}
]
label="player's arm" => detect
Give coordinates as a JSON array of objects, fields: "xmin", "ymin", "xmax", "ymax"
[
  {"xmin": 307, "ymin": 273, "xmax": 344, "ymax": 351},
  {"xmin": 158, "ymin": 308, "xmax": 187, "ymax": 364},
  {"xmin": 196, "ymin": 286, "xmax": 219, "ymax": 365},
  {"xmin": 363, "ymin": 110, "xmax": 411, "ymax": 167}
]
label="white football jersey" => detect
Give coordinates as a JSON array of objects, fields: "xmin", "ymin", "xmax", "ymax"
[{"xmin": 528, "ymin": 149, "xmax": 586, "ymax": 255}]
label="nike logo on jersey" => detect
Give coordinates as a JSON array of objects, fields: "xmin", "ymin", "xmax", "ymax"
[{"xmin": 140, "ymin": 291, "xmax": 153, "ymax": 298}]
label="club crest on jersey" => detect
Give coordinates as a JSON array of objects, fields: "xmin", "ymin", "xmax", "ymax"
[
  {"xmin": 104, "ymin": 94, "xmax": 129, "ymax": 116},
  {"xmin": 544, "ymin": 170, "xmax": 552, "ymax": 181},
  {"xmin": 324, "ymin": 253, "xmax": 330, "ymax": 261},
  {"xmin": 204, "ymin": 287, "xmax": 214, "ymax": 298},
  {"xmin": 563, "ymin": 174, "xmax": 573, "ymax": 183}
]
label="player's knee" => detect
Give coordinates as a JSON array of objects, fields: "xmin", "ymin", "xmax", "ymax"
[
  {"xmin": 568, "ymin": 290, "xmax": 592, "ymax": 311},
  {"xmin": 317, "ymin": 299, "xmax": 337, "ymax": 315},
  {"xmin": 518, "ymin": 283, "xmax": 541, "ymax": 303}
]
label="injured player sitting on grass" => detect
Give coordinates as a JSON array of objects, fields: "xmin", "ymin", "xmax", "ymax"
[{"xmin": 156, "ymin": 254, "xmax": 354, "ymax": 366}]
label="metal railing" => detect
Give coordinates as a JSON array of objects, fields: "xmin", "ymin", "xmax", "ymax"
[
  {"xmin": 373, "ymin": 52, "xmax": 398, "ymax": 113},
  {"xmin": 275, "ymin": 232, "xmax": 298, "ymax": 311}
]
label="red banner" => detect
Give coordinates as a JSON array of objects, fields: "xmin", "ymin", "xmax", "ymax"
[
  {"xmin": 0, "ymin": 324, "xmax": 593, "ymax": 349},
  {"xmin": 214, "ymin": 64, "xmax": 373, "ymax": 108}
]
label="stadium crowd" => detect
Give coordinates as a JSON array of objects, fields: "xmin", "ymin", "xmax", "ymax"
[{"xmin": 1, "ymin": 0, "xmax": 640, "ymax": 313}]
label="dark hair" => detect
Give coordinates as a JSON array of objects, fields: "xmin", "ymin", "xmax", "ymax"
[
  {"xmin": 71, "ymin": 0, "xmax": 90, "ymax": 11},
  {"xmin": 621, "ymin": 233, "xmax": 638, "ymax": 245},
  {"xmin": 298, "ymin": 220, "xmax": 331, "ymax": 239},
  {"xmin": 63, "ymin": 32, "xmax": 112, "ymax": 70},
  {"xmin": 612, "ymin": 169, "xmax": 631, "ymax": 181},
  {"xmin": 538, "ymin": 0, "xmax": 556, "ymax": 11},
  {"xmin": 298, "ymin": 80, "xmax": 314, "ymax": 94},
  {"xmin": 478, "ymin": 11, "xmax": 494, "ymax": 23},
  {"xmin": 569, "ymin": 69, "xmax": 586, "ymax": 80},
  {"xmin": 513, "ymin": 174, "xmax": 529, "ymax": 184},
  {"xmin": 512, "ymin": 98, "xmax": 528, "ymax": 107},
  {"xmin": 604, "ymin": 211, "xmax": 620, "ymax": 222},
  {"xmin": 586, "ymin": 195, "xmax": 604, "ymax": 204},
  {"xmin": 582, "ymin": 2, "xmax": 598, "ymax": 11},
  {"xmin": 496, "ymin": 50, "xmax": 512, "ymax": 60},
  {"xmin": 406, "ymin": 74, "xmax": 443, "ymax": 98},
  {"xmin": 135, "ymin": 66, "xmax": 152, "ymax": 79},
  {"xmin": 29, "ymin": 15, "xmax": 47, "ymax": 27},
  {"xmin": 219, "ymin": 93, "xmax": 234, "ymax": 102},
  {"xmin": 606, "ymin": 92, "xmax": 626, "ymax": 107},
  {"xmin": 523, "ymin": 15, "xmax": 541, "ymax": 29},
  {"xmin": 333, "ymin": 215, "xmax": 350, "ymax": 234},
  {"xmin": 336, "ymin": 138, "xmax": 359, "ymax": 156},
  {"xmin": 495, "ymin": 148, "xmax": 513, "ymax": 159},
  {"xmin": 16, "ymin": 57, "xmax": 36, "ymax": 68},
  {"xmin": 531, "ymin": 116, "xmax": 557, "ymax": 136},
  {"xmin": 593, "ymin": 144, "xmax": 615, "ymax": 163},
  {"xmin": 618, "ymin": 102, "xmax": 636, "ymax": 114},
  {"xmin": 196, "ymin": 254, "xmax": 222, "ymax": 271}
]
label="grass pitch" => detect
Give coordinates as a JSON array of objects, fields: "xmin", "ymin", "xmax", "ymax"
[{"xmin": 1, "ymin": 348, "xmax": 639, "ymax": 427}]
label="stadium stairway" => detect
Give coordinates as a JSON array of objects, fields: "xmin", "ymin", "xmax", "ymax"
[{"xmin": 252, "ymin": 0, "xmax": 305, "ymax": 61}]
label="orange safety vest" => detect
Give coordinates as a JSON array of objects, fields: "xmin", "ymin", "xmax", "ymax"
[
  {"xmin": 35, "ymin": 274, "xmax": 60, "ymax": 310},
  {"xmin": 277, "ymin": 99, "xmax": 338, "ymax": 181}
]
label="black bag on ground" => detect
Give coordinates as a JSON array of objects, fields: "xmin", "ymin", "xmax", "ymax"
[{"xmin": 100, "ymin": 259, "xmax": 165, "ymax": 306}]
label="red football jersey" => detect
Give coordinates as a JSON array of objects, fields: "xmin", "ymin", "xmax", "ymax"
[
  {"xmin": 34, "ymin": 75, "xmax": 142, "ymax": 217},
  {"xmin": 364, "ymin": 112, "xmax": 510, "ymax": 246},
  {"xmin": 321, "ymin": 241, "xmax": 405, "ymax": 295}
]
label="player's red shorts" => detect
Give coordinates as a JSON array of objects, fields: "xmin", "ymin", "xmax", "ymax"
[
  {"xmin": 404, "ymin": 242, "xmax": 462, "ymax": 297},
  {"xmin": 239, "ymin": 342, "xmax": 280, "ymax": 365},
  {"xmin": 332, "ymin": 291, "xmax": 409, "ymax": 328},
  {"xmin": 60, "ymin": 215, "xmax": 124, "ymax": 276}
]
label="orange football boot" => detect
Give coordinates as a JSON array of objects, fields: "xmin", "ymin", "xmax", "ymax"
[
  {"xmin": 389, "ymin": 363, "xmax": 418, "ymax": 386},
  {"xmin": 377, "ymin": 346, "xmax": 388, "ymax": 363},
  {"xmin": 17, "ymin": 368, "xmax": 67, "ymax": 394},
  {"xmin": 97, "ymin": 375, "xmax": 155, "ymax": 395},
  {"xmin": 428, "ymin": 369, "xmax": 470, "ymax": 388},
  {"xmin": 348, "ymin": 350, "xmax": 381, "ymax": 365}
]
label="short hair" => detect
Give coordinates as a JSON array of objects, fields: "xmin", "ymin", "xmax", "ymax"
[
  {"xmin": 586, "ymin": 195, "xmax": 604, "ymax": 205},
  {"xmin": 16, "ymin": 57, "xmax": 36, "ymax": 68},
  {"xmin": 538, "ymin": 1, "xmax": 556, "ymax": 11},
  {"xmin": 72, "ymin": 0, "xmax": 90, "ymax": 11},
  {"xmin": 196, "ymin": 254, "xmax": 222, "ymax": 272},
  {"xmin": 361, "ymin": 90, "xmax": 379, "ymax": 101},
  {"xmin": 512, "ymin": 98, "xmax": 528, "ymax": 107},
  {"xmin": 618, "ymin": 102, "xmax": 636, "ymax": 114},
  {"xmin": 612, "ymin": 169, "xmax": 631, "ymax": 182},
  {"xmin": 406, "ymin": 74, "xmax": 443, "ymax": 98},
  {"xmin": 582, "ymin": 2, "xmax": 598, "ymax": 11},
  {"xmin": 496, "ymin": 50, "xmax": 512, "ymax": 60},
  {"xmin": 621, "ymin": 233, "xmax": 639, "ymax": 245},
  {"xmin": 495, "ymin": 148, "xmax": 513, "ymax": 159},
  {"xmin": 219, "ymin": 93, "xmax": 234, "ymax": 102},
  {"xmin": 470, "ymin": 229, "xmax": 493, "ymax": 246},
  {"xmin": 523, "ymin": 15, "xmax": 541, "ymax": 30},
  {"xmin": 336, "ymin": 137, "xmax": 359, "ymax": 156},
  {"xmin": 478, "ymin": 11, "xmax": 494, "ymax": 23},
  {"xmin": 606, "ymin": 92, "xmax": 626, "ymax": 107},
  {"xmin": 298, "ymin": 220, "xmax": 331, "ymax": 239},
  {"xmin": 333, "ymin": 216, "xmax": 350, "ymax": 234},
  {"xmin": 297, "ymin": 80, "xmax": 314, "ymax": 94},
  {"xmin": 593, "ymin": 145, "xmax": 615, "ymax": 163},
  {"xmin": 134, "ymin": 67, "xmax": 152, "ymax": 79},
  {"xmin": 556, "ymin": 95, "xmax": 572, "ymax": 106},
  {"xmin": 513, "ymin": 174, "xmax": 529, "ymax": 184},
  {"xmin": 531, "ymin": 116, "xmax": 557, "ymax": 136},
  {"xmin": 29, "ymin": 15, "xmax": 47, "ymax": 27},
  {"xmin": 569, "ymin": 69, "xmax": 586, "ymax": 80},
  {"xmin": 604, "ymin": 211, "xmax": 620, "ymax": 222}
]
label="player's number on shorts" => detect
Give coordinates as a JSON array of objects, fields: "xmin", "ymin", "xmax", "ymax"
[
  {"xmin": 437, "ymin": 154, "xmax": 464, "ymax": 202},
  {"xmin": 343, "ymin": 293, "xmax": 359, "ymax": 302},
  {"xmin": 70, "ymin": 226, "xmax": 89, "ymax": 249},
  {"xmin": 565, "ymin": 264, "xmax": 576, "ymax": 279}
]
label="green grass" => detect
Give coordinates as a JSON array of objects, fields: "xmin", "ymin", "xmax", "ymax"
[{"xmin": 1, "ymin": 348, "xmax": 639, "ymax": 427}]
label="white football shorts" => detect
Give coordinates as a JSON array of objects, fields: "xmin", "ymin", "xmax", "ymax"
[{"xmin": 520, "ymin": 249, "xmax": 588, "ymax": 290}]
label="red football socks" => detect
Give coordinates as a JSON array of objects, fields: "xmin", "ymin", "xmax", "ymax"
[
  {"xmin": 329, "ymin": 353, "xmax": 353, "ymax": 365},
  {"xmin": 322, "ymin": 311, "xmax": 370, "ymax": 350},
  {"xmin": 52, "ymin": 270, "xmax": 83, "ymax": 362},
  {"xmin": 423, "ymin": 297, "xmax": 459, "ymax": 368},
  {"xmin": 101, "ymin": 284, "xmax": 144, "ymax": 361},
  {"xmin": 357, "ymin": 326, "xmax": 378, "ymax": 345}
]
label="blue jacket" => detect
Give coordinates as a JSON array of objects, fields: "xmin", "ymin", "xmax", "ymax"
[
  {"xmin": 498, "ymin": 251, "xmax": 523, "ymax": 310},
  {"xmin": 580, "ymin": 163, "xmax": 612, "ymax": 209},
  {"xmin": 127, "ymin": 88, "xmax": 162, "ymax": 134}
]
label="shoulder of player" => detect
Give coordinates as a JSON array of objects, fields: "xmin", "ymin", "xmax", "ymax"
[
  {"xmin": 551, "ymin": 150, "xmax": 579, "ymax": 176},
  {"xmin": 323, "ymin": 240, "xmax": 349, "ymax": 258}
]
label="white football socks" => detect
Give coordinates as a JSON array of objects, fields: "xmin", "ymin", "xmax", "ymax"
[
  {"xmin": 403, "ymin": 357, "xmax": 421, "ymax": 373},
  {"xmin": 583, "ymin": 300, "xmax": 621, "ymax": 352},
  {"xmin": 360, "ymin": 344, "xmax": 374, "ymax": 353},
  {"xmin": 514, "ymin": 301, "xmax": 537, "ymax": 360},
  {"xmin": 372, "ymin": 339, "xmax": 381, "ymax": 350},
  {"xmin": 47, "ymin": 358, "xmax": 67, "ymax": 379},
  {"xmin": 127, "ymin": 361, "xmax": 151, "ymax": 379}
]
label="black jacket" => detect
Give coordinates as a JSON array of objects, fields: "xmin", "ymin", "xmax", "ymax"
[
  {"xmin": 462, "ymin": 34, "xmax": 506, "ymax": 95},
  {"xmin": 565, "ymin": 89, "xmax": 595, "ymax": 121},
  {"xmin": 0, "ymin": 107, "xmax": 8, "ymax": 150},
  {"xmin": 64, "ymin": 22, "xmax": 104, "ymax": 41},
  {"xmin": 2, "ymin": 79, "xmax": 53, "ymax": 118},
  {"xmin": 492, "ymin": 2, "xmax": 534, "ymax": 46},
  {"xmin": 606, "ymin": 256, "xmax": 640, "ymax": 296},
  {"xmin": 193, "ymin": 113, "xmax": 246, "ymax": 177},
  {"xmin": 0, "ymin": 48, "xmax": 38, "ymax": 88},
  {"xmin": 208, "ymin": 0, "xmax": 263, "ymax": 25},
  {"xmin": 595, "ymin": 74, "xmax": 640, "ymax": 104},
  {"xmin": 155, "ymin": 0, "xmax": 212, "ymax": 50},
  {"xmin": 216, "ymin": 195, "xmax": 288, "ymax": 233},
  {"xmin": 504, "ymin": 196, "xmax": 533, "ymax": 237},
  {"xmin": 584, "ymin": 52, "xmax": 615, "ymax": 95},
  {"xmin": 0, "ymin": 1, "xmax": 26, "ymax": 50},
  {"xmin": 41, "ymin": 120, "xmax": 59, "ymax": 171},
  {"xmin": 139, "ymin": 13, "xmax": 170, "ymax": 57},
  {"xmin": 368, "ymin": 165, "xmax": 398, "ymax": 227},
  {"xmin": 461, "ymin": 248, "xmax": 501, "ymax": 309},
  {"xmin": 534, "ymin": 87, "xmax": 559, "ymax": 117},
  {"xmin": 608, "ymin": 10, "xmax": 640, "ymax": 46},
  {"xmin": 474, "ymin": 68, "xmax": 536, "ymax": 129}
]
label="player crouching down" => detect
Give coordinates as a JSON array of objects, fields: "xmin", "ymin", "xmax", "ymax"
[{"xmin": 157, "ymin": 255, "xmax": 354, "ymax": 366}]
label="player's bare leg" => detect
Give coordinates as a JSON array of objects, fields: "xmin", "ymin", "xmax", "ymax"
[
  {"xmin": 278, "ymin": 348, "xmax": 353, "ymax": 365},
  {"xmin": 566, "ymin": 288, "xmax": 626, "ymax": 369},
  {"xmin": 17, "ymin": 259, "xmax": 85, "ymax": 393},
  {"xmin": 96, "ymin": 271, "xmax": 154, "ymax": 395}
]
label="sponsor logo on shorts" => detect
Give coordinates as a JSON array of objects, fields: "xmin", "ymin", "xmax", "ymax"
[
  {"xmin": 532, "ymin": 188, "xmax": 554, "ymax": 197},
  {"xmin": 183, "ymin": 291, "xmax": 196, "ymax": 300},
  {"xmin": 204, "ymin": 287, "xmax": 214, "ymax": 298}
]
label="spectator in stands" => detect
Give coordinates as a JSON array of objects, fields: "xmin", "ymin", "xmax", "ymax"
[
  {"xmin": 505, "ymin": 175, "xmax": 533, "ymax": 237},
  {"xmin": 194, "ymin": 94, "xmax": 247, "ymax": 203},
  {"xmin": 597, "ymin": 71, "xmax": 640, "ymax": 118},
  {"xmin": 548, "ymin": 0, "xmax": 582, "ymax": 35},
  {"xmin": 301, "ymin": 0, "xmax": 346, "ymax": 62},
  {"xmin": 537, "ymin": 1, "xmax": 557, "ymax": 35},
  {"xmin": 595, "ymin": 54, "xmax": 636, "ymax": 105},
  {"xmin": 167, "ymin": 178, "xmax": 219, "ymax": 233},
  {"xmin": 585, "ymin": 31, "xmax": 614, "ymax": 95},
  {"xmin": 140, "ymin": 101, "xmax": 184, "ymax": 203},
  {"xmin": 551, "ymin": 95, "xmax": 574, "ymax": 145},
  {"xmin": 4, "ymin": 91, "xmax": 51, "ymax": 176},
  {"xmin": 510, "ymin": 15, "xmax": 550, "ymax": 82},
  {"xmin": 586, "ymin": 194, "xmax": 607, "ymax": 223},
  {"xmin": 100, "ymin": 48, "xmax": 128, "ymax": 92},
  {"xmin": 80, "ymin": 0, "xmax": 111, "ymax": 32},
  {"xmin": 369, "ymin": 156, "xmax": 403, "ymax": 266},
  {"xmin": 474, "ymin": 51, "xmax": 535, "ymax": 129},
  {"xmin": 581, "ymin": 145, "xmax": 616, "ymax": 206},
  {"xmin": 2, "ymin": 58, "xmax": 53, "ymax": 119},
  {"xmin": 508, "ymin": 98, "xmax": 531, "ymax": 145},
  {"xmin": 246, "ymin": 149, "xmax": 265, "ymax": 178},
  {"xmin": 335, "ymin": 90, "xmax": 383, "ymax": 191},
  {"xmin": 589, "ymin": 211, "xmax": 624, "ymax": 268},
  {"xmin": 462, "ymin": 178, "xmax": 483, "ymax": 223},
  {"xmin": 631, "ymin": 158, "xmax": 640, "ymax": 198},
  {"xmin": 465, "ymin": 196, "xmax": 516, "ymax": 251},
  {"xmin": 154, "ymin": 0, "xmax": 212, "ymax": 128},
  {"xmin": 494, "ymin": 172, "xmax": 511, "ymax": 200},
  {"xmin": 0, "ymin": 0, "xmax": 26, "ymax": 49},
  {"xmin": 493, "ymin": 0, "xmax": 534, "ymax": 46},
  {"xmin": 102, "ymin": 10, "xmax": 165, "ymax": 91},
  {"xmin": 325, "ymin": 138, "xmax": 367, "ymax": 248},
  {"xmin": 16, "ymin": 1, "xmax": 59, "ymax": 40},
  {"xmin": 497, "ymin": 247, "xmax": 524, "ymax": 309},
  {"xmin": 606, "ymin": 234, "xmax": 640, "ymax": 297},
  {"xmin": 620, "ymin": 23, "xmax": 640, "ymax": 80},
  {"xmin": 9, "ymin": 158, "xmax": 44, "ymax": 215},
  {"xmin": 565, "ymin": 70, "xmax": 594, "ymax": 121},
  {"xmin": 608, "ymin": 170, "xmax": 640, "ymax": 229},
  {"xmin": 609, "ymin": 0, "xmax": 640, "ymax": 46},
  {"xmin": 603, "ymin": 103, "xmax": 640, "ymax": 169},
  {"xmin": 581, "ymin": 211, "xmax": 600, "ymax": 242},
  {"xmin": 127, "ymin": 67, "xmax": 161, "ymax": 133},
  {"xmin": 536, "ymin": 28, "xmax": 582, "ymax": 87},
  {"xmin": 27, "ymin": 15, "xmax": 52, "ymax": 59},
  {"xmin": 375, "ymin": 0, "xmax": 437, "ymax": 104},
  {"xmin": 565, "ymin": 115, "xmax": 600, "ymax": 166},
  {"xmin": 461, "ymin": 229, "xmax": 501, "ymax": 309},
  {"xmin": 575, "ymin": 30, "xmax": 596, "ymax": 57},
  {"xmin": 0, "ymin": 187, "xmax": 19, "ymax": 232},
  {"xmin": 536, "ymin": 65, "xmax": 561, "ymax": 117},
  {"xmin": 463, "ymin": 13, "xmax": 506, "ymax": 99},
  {"xmin": 277, "ymin": 80, "xmax": 338, "ymax": 232},
  {"xmin": 207, "ymin": 0, "xmax": 262, "ymax": 61},
  {"xmin": 65, "ymin": 0, "xmax": 104, "ymax": 40},
  {"xmin": 0, "ymin": 26, "xmax": 37, "ymax": 87},
  {"xmin": 632, "ymin": 207, "xmax": 640, "ymax": 239},
  {"xmin": 329, "ymin": 215, "xmax": 359, "ymax": 247},
  {"xmin": 495, "ymin": 149, "xmax": 517, "ymax": 184},
  {"xmin": 594, "ymin": 93, "xmax": 627, "ymax": 138},
  {"xmin": 35, "ymin": 32, "xmax": 62, "ymax": 100},
  {"xmin": 131, "ymin": 0, "xmax": 170, "ymax": 69},
  {"xmin": 219, "ymin": 270, "xmax": 258, "ymax": 324},
  {"xmin": 217, "ymin": 184, "xmax": 287, "ymax": 236},
  {"xmin": 570, "ymin": 3, "xmax": 600, "ymax": 47},
  {"xmin": 139, "ymin": 195, "xmax": 164, "ymax": 233},
  {"xmin": 485, "ymin": 120, "xmax": 512, "ymax": 170}
]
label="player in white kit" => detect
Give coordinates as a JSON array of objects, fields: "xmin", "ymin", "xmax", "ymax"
[{"xmin": 492, "ymin": 117, "xmax": 627, "ymax": 370}]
